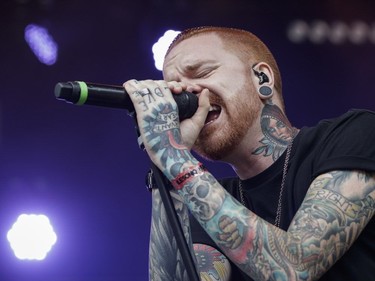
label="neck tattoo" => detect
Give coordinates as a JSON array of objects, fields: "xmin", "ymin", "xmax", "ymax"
[{"xmin": 238, "ymin": 131, "xmax": 296, "ymax": 228}]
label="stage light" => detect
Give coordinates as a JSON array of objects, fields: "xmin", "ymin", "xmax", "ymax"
[
  {"xmin": 309, "ymin": 20, "xmax": 330, "ymax": 44},
  {"xmin": 152, "ymin": 30, "xmax": 181, "ymax": 71},
  {"xmin": 24, "ymin": 24, "xmax": 58, "ymax": 65},
  {"xmin": 7, "ymin": 214, "xmax": 57, "ymax": 261},
  {"xmin": 348, "ymin": 21, "xmax": 369, "ymax": 44},
  {"xmin": 287, "ymin": 20, "xmax": 309, "ymax": 43},
  {"xmin": 287, "ymin": 20, "xmax": 375, "ymax": 45},
  {"xmin": 329, "ymin": 22, "xmax": 348, "ymax": 44},
  {"xmin": 369, "ymin": 23, "xmax": 375, "ymax": 44}
]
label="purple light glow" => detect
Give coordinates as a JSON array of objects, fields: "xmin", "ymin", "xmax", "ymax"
[{"xmin": 24, "ymin": 24, "xmax": 58, "ymax": 65}]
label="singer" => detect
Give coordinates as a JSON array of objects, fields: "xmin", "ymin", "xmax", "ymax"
[{"xmin": 123, "ymin": 27, "xmax": 375, "ymax": 281}]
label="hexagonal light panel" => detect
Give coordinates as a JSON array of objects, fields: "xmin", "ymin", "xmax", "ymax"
[{"xmin": 7, "ymin": 214, "xmax": 57, "ymax": 260}]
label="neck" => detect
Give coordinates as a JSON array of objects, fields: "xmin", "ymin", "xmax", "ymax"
[
  {"xmin": 223, "ymin": 126, "xmax": 298, "ymax": 180},
  {"xmin": 215, "ymin": 102, "xmax": 298, "ymax": 180},
  {"xmin": 225, "ymin": 142, "xmax": 288, "ymax": 180}
]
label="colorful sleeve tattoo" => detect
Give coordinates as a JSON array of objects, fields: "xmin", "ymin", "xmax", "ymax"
[
  {"xmin": 149, "ymin": 189, "xmax": 195, "ymax": 281},
  {"xmin": 175, "ymin": 169, "xmax": 375, "ymax": 281},
  {"xmin": 141, "ymin": 100, "xmax": 374, "ymax": 280}
]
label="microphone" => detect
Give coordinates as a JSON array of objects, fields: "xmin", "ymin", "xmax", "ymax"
[{"xmin": 54, "ymin": 81, "xmax": 199, "ymax": 120}]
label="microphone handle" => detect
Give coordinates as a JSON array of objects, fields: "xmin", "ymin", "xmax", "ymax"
[{"xmin": 54, "ymin": 81, "xmax": 198, "ymax": 121}]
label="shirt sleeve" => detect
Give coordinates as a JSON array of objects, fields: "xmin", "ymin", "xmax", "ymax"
[{"xmin": 313, "ymin": 109, "xmax": 375, "ymax": 178}]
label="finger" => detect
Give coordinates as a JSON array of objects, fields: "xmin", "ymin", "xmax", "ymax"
[
  {"xmin": 189, "ymin": 88, "xmax": 210, "ymax": 124},
  {"xmin": 166, "ymin": 81, "xmax": 188, "ymax": 93},
  {"xmin": 138, "ymin": 80, "xmax": 176, "ymax": 104},
  {"xmin": 123, "ymin": 80, "xmax": 153, "ymax": 112},
  {"xmin": 123, "ymin": 79, "xmax": 142, "ymax": 97},
  {"xmin": 151, "ymin": 80, "xmax": 174, "ymax": 100}
]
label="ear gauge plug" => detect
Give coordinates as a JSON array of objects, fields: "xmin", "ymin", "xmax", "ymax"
[{"xmin": 259, "ymin": 85, "xmax": 273, "ymax": 97}]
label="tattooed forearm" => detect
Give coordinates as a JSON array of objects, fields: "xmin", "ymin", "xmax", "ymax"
[
  {"xmin": 174, "ymin": 169, "xmax": 375, "ymax": 281},
  {"xmin": 194, "ymin": 244, "xmax": 232, "ymax": 281},
  {"xmin": 149, "ymin": 189, "xmax": 196, "ymax": 281},
  {"xmin": 141, "ymin": 103, "xmax": 197, "ymax": 171},
  {"xmin": 178, "ymin": 173, "xmax": 225, "ymax": 221},
  {"xmin": 285, "ymin": 170, "xmax": 375, "ymax": 279}
]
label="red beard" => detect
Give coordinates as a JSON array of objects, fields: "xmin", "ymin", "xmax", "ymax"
[{"xmin": 193, "ymin": 88, "xmax": 260, "ymax": 161}]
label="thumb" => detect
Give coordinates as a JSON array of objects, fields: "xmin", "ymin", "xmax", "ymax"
[
  {"xmin": 191, "ymin": 88, "xmax": 210, "ymax": 125},
  {"xmin": 180, "ymin": 89, "xmax": 210, "ymax": 149}
]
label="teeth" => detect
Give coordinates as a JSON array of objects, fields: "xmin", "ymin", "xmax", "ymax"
[{"xmin": 209, "ymin": 105, "xmax": 220, "ymax": 111}]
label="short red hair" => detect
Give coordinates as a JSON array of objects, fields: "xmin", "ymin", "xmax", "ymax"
[{"xmin": 166, "ymin": 26, "xmax": 283, "ymax": 104}]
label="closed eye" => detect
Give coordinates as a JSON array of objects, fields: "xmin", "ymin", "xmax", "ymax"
[
  {"xmin": 195, "ymin": 69, "xmax": 212, "ymax": 78},
  {"xmin": 193, "ymin": 66, "xmax": 219, "ymax": 79}
]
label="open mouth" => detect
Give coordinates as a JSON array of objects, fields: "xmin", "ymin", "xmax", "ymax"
[{"xmin": 204, "ymin": 104, "xmax": 222, "ymax": 125}]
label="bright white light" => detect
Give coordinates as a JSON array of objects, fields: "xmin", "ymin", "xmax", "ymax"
[
  {"xmin": 7, "ymin": 214, "xmax": 57, "ymax": 260},
  {"xmin": 152, "ymin": 30, "xmax": 181, "ymax": 71},
  {"xmin": 24, "ymin": 24, "xmax": 58, "ymax": 65}
]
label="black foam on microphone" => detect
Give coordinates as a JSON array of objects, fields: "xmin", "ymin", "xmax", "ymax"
[{"xmin": 54, "ymin": 81, "xmax": 199, "ymax": 120}]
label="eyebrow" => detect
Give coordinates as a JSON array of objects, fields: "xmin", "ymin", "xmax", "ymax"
[
  {"xmin": 183, "ymin": 59, "xmax": 218, "ymax": 72},
  {"xmin": 164, "ymin": 59, "xmax": 218, "ymax": 81},
  {"xmin": 183, "ymin": 62, "xmax": 203, "ymax": 73}
]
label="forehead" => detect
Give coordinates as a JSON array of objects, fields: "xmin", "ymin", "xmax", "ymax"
[
  {"xmin": 168, "ymin": 33, "xmax": 224, "ymax": 56},
  {"xmin": 163, "ymin": 33, "xmax": 229, "ymax": 70}
]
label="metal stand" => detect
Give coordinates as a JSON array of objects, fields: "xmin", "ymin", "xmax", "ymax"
[
  {"xmin": 150, "ymin": 163, "xmax": 200, "ymax": 281},
  {"xmin": 130, "ymin": 112, "xmax": 199, "ymax": 281}
]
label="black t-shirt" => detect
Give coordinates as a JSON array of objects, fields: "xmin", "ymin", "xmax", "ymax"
[{"xmin": 191, "ymin": 109, "xmax": 375, "ymax": 280}]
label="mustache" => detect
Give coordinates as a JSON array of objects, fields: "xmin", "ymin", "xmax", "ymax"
[{"xmin": 208, "ymin": 93, "xmax": 225, "ymax": 107}]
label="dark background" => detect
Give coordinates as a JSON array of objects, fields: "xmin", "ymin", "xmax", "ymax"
[{"xmin": 0, "ymin": 0, "xmax": 374, "ymax": 280}]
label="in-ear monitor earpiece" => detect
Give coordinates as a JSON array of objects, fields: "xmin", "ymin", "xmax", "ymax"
[{"xmin": 252, "ymin": 66, "xmax": 269, "ymax": 85}]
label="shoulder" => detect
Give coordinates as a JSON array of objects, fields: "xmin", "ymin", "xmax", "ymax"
[
  {"xmin": 318, "ymin": 109, "xmax": 375, "ymax": 131},
  {"xmin": 300, "ymin": 109, "xmax": 375, "ymax": 172},
  {"xmin": 305, "ymin": 110, "xmax": 375, "ymax": 194},
  {"xmin": 296, "ymin": 109, "xmax": 375, "ymax": 150}
]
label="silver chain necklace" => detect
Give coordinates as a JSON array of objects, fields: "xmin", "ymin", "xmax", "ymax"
[{"xmin": 238, "ymin": 136, "xmax": 295, "ymax": 227}]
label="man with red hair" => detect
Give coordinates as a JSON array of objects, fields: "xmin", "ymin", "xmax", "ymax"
[{"xmin": 124, "ymin": 26, "xmax": 375, "ymax": 281}]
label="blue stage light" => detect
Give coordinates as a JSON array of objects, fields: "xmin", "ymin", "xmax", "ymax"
[{"xmin": 24, "ymin": 24, "xmax": 58, "ymax": 65}]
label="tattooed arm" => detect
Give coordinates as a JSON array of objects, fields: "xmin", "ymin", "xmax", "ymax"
[
  {"xmin": 149, "ymin": 188, "xmax": 194, "ymax": 281},
  {"xmin": 123, "ymin": 79, "xmax": 374, "ymax": 280},
  {"xmin": 193, "ymin": 244, "xmax": 231, "ymax": 281},
  {"xmin": 149, "ymin": 188, "xmax": 231, "ymax": 281},
  {"xmin": 284, "ymin": 170, "xmax": 375, "ymax": 279},
  {"xmin": 124, "ymin": 79, "xmax": 230, "ymax": 280},
  {"xmin": 172, "ymin": 168, "xmax": 375, "ymax": 281}
]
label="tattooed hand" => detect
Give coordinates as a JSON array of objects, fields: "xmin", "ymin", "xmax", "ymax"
[{"xmin": 123, "ymin": 79, "xmax": 209, "ymax": 171}]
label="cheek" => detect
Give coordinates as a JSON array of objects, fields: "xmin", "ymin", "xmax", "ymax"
[
  {"xmin": 213, "ymin": 66, "xmax": 249, "ymax": 95},
  {"xmin": 227, "ymin": 89, "xmax": 260, "ymax": 121}
]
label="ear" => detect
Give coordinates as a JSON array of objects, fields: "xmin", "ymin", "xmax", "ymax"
[{"xmin": 251, "ymin": 62, "xmax": 275, "ymax": 100}]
